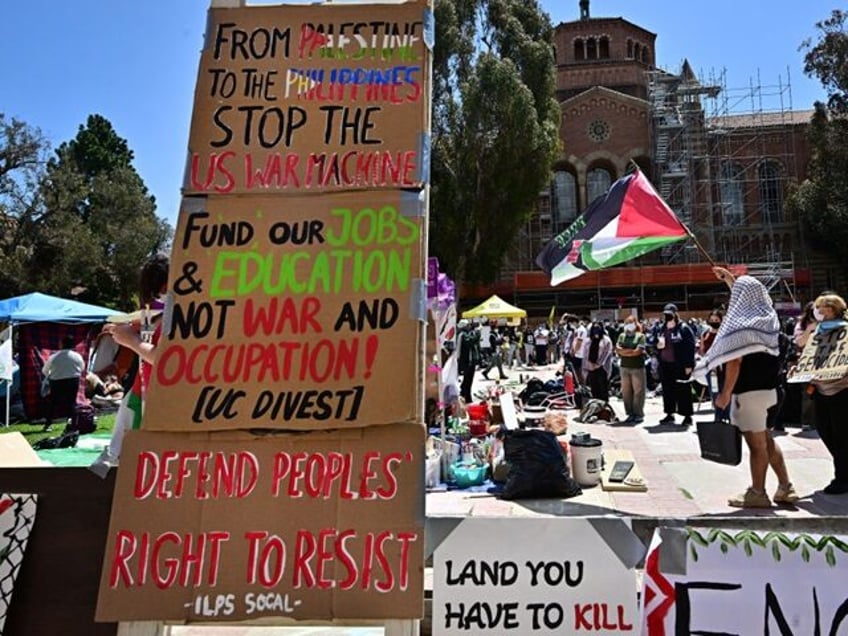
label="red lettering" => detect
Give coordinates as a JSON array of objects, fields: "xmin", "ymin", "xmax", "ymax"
[
  {"xmin": 293, "ymin": 530, "xmax": 316, "ymax": 588},
  {"xmin": 108, "ymin": 531, "xmax": 230, "ymax": 590},
  {"xmin": 189, "ymin": 153, "xmax": 235, "ymax": 193},
  {"xmin": 377, "ymin": 452, "xmax": 403, "ymax": 499},
  {"xmin": 373, "ymin": 531, "xmax": 394, "ymax": 592},
  {"xmin": 316, "ymin": 528, "xmax": 336, "ymax": 589},
  {"xmin": 574, "ymin": 603, "xmax": 592, "ymax": 630},
  {"xmin": 134, "ymin": 452, "xmax": 158, "ymax": 499},
  {"xmin": 109, "ymin": 530, "xmax": 138, "ymax": 587},
  {"xmin": 359, "ymin": 451, "xmax": 380, "ymax": 499},
  {"xmin": 336, "ymin": 529, "xmax": 359, "ymax": 590}
]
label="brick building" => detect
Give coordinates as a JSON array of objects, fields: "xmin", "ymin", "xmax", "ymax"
[{"xmin": 483, "ymin": 1, "xmax": 828, "ymax": 318}]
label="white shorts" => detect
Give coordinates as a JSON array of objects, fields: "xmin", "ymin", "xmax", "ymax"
[{"xmin": 731, "ymin": 389, "xmax": 777, "ymax": 433}]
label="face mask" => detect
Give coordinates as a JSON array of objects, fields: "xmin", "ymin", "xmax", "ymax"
[
  {"xmin": 708, "ymin": 321, "xmax": 720, "ymax": 329},
  {"xmin": 663, "ymin": 313, "xmax": 673, "ymax": 322},
  {"xmin": 813, "ymin": 308, "xmax": 825, "ymax": 322},
  {"xmin": 624, "ymin": 323, "xmax": 636, "ymax": 333}
]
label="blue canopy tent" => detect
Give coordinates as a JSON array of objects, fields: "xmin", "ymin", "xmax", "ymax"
[
  {"xmin": 0, "ymin": 293, "xmax": 125, "ymax": 423},
  {"xmin": 0, "ymin": 292, "xmax": 122, "ymax": 324}
]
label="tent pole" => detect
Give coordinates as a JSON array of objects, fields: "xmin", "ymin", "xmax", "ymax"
[{"xmin": 4, "ymin": 324, "xmax": 12, "ymax": 427}]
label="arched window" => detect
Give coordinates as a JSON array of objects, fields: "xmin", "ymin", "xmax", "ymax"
[
  {"xmin": 641, "ymin": 47, "xmax": 649, "ymax": 64},
  {"xmin": 626, "ymin": 39, "xmax": 633, "ymax": 58},
  {"xmin": 599, "ymin": 36, "xmax": 610, "ymax": 59},
  {"xmin": 759, "ymin": 160, "xmax": 783, "ymax": 223},
  {"xmin": 587, "ymin": 167, "xmax": 613, "ymax": 204},
  {"xmin": 586, "ymin": 37, "xmax": 597, "ymax": 59},
  {"xmin": 719, "ymin": 162, "xmax": 744, "ymax": 225},
  {"xmin": 553, "ymin": 170, "xmax": 578, "ymax": 224},
  {"xmin": 574, "ymin": 39, "xmax": 585, "ymax": 61},
  {"xmin": 633, "ymin": 42, "xmax": 641, "ymax": 61}
]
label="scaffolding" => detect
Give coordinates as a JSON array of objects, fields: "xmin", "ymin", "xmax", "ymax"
[{"xmin": 647, "ymin": 64, "xmax": 805, "ymax": 302}]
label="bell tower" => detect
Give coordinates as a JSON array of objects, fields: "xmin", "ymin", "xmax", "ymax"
[{"xmin": 580, "ymin": 0, "xmax": 590, "ymax": 20}]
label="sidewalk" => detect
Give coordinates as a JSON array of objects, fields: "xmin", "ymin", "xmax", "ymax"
[{"xmin": 427, "ymin": 362, "xmax": 848, "ymax": 519}]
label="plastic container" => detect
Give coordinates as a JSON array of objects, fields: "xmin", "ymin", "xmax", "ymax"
[
  {"xmin": 425, "ymin": 452, "xmax": 442, "ymax": 488},
  {"xmin": 466, "ymin": 403, "xmax": 489, "ymax": 421},
  {"xmin": 570, "ymin": 436, "xmax": 603, "ymax": 487},
  {"xmin": 450, "ymin": 462, "xmax": 487, "ymax": 488},
  {"xmin": 469, "ymin": 420, "xmax": 488, "ymax": 437},
  {"xmin": 564, "ymin": 371, "xmax": 575, "ymax": 395}
]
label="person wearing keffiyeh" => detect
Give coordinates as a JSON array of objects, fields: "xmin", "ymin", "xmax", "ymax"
[{"xmin": 697, "ymin": 267, "xmax": 799, "ymax": 508}]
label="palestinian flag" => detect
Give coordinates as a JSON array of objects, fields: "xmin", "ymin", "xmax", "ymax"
[{"xmin": 536, "ymin": 169, "xmax": 689, "ymax": 286}]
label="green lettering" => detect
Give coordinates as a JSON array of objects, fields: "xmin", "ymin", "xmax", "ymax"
[
  {"xmin": 308, "ymin": 252, "xmax": 331, "ymax": 293},
  {"xmin": 288, "ymin": 252, "xmax": 309, "ymax": 293},
  {"xmin": 352, "ymin": 207, "xmax": 377, "ymax": 246},
  {"xmin": 210, "ymin": 252, "xmax": 239, "ymax": 298},
  {"xmin": 386, "ymin": 248, "xmax": 411, "ymax": 291},
  {"xmin": 326, "ymin": 208, "xmax": 352, "ymax": 246}
]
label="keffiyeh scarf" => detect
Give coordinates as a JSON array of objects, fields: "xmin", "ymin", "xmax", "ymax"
[{"xmin": 696, "ymin": 275, "xmax": 779, "ymax": 375}]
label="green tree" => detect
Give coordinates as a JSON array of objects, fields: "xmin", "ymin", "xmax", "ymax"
[
  {"xmin": 0, "ymin": 114, "xmax": 49, "ymax": 297},
  {"xmin": 788, "ymin": 10, "xmax": 848, "ymax": 271},
  {"xmin": 430, "ymin": 0, "xmax": 560, "ymax": 285},
  {"xmin": 32, "ymin": 115, "xmax": 172, "ymax": 309}
]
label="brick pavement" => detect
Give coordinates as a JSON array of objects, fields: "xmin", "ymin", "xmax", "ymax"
[{"xmin": 427, "ymin": 362, "xmax": 848, "ymax": 520}]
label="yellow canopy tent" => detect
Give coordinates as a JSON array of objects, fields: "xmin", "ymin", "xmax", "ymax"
[{"xmin": 461, "ymin": 295, "xmax": 526, "ymax": 321}]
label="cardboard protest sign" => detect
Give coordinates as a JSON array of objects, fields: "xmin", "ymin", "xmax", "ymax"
[
  {"xmin": 96, "ymin": 425, "xmax": 424, "ymax": 622},
  {"xmin": 787, "ymin": 324, "xmax": 848, "ymax": 382},
  {"xmin": 144, "ymin": 191, "xmax": 424, "ymax": 432},
  {"xmin": 433, "ymin": 518, "xmax": 641, "ymax": 635},
  {"xmin": 641, "ymin": 527, "xmax": 848, "ymax": 635},
  {"xmin": 185, "ymin": 1, "xmax": 432, "ymax": 195}
]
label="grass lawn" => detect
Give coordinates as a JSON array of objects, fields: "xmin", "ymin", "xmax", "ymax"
[{"xmin": 2, "ymin": 412, "xmax": 117, "ymax": 448}]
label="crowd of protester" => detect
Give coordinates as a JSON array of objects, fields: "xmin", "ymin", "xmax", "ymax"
[{"xmin": 456, "ymin": 278, "xmax": 848, "ymax": 505}]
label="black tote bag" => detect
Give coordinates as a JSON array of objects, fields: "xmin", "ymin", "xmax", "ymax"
[{"xmin": 696, "ymin": 416, "xmax": 742, "ymax": 466}]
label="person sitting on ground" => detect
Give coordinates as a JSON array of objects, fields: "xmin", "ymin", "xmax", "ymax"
[{"xmin": 699, "ymin": 267, "xmax": 798, "ymax": 508}]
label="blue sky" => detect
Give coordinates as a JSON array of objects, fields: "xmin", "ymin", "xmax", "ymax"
[{"xmin": 1, "ymin": 0, "xmax": 831, "ymax": 229}]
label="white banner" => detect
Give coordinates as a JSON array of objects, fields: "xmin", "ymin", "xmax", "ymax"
[
  {"xmin": 641, "ymin": 527, "xmax": 848, "ymax": 635},
  {"xmin": 433, "ymin": 518, "xmax": 640, "ymax": 635},
  {"xmin": 0, "ymin": 329, "xmax": 12, "ymax": 382}
]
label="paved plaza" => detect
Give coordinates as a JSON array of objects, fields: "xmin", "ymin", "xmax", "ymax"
[{"xmin": 427, "ymin": 362, "xmax": 848, "ymax": 520}]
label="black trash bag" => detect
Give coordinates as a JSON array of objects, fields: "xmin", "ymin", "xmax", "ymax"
[
  {"xmin": 518, "ymin": 378, "xmax": 547, "ymax": 403},
  {"xmin": 33, "ymin": 430, "xmax": 79, "ymax": 450},
  {"xmin": 499, "ymin": 429, "xmax": 582, "ymax": 500}
]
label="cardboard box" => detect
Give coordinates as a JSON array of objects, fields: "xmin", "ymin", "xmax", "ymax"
[
  {"xmin": 145, "ymin": 190, "xmax": 425, "ymax": 432},
  {"xmin": 97, "ymin": 424, "xmax": 425, "ymax": 622},
  {"xmin": 185, "ymin": 1, "xmax": 431, "ymax": 195}
]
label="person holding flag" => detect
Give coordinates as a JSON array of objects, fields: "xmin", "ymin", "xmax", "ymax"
[{"xmin": 698, "ymin": 267, "xmax": 798, "ymax": 508}]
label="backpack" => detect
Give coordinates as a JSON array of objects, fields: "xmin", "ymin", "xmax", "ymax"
[
  {"xmin": 518, "ymin": 378, "xmax": 547, "ymax": 403},
  {"xmin": 577, "ymin": 399, "xmax": 617, "ymax": 423},
  {"xmin": 67, "ymin": 404, "xmax": 96, "ymax": 435}
]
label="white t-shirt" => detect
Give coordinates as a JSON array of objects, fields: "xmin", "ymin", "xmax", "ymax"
[
  {"xmin": 44, "ymin": 349, "xmax": 85, "ymax": 381},
  {"xmin": 572, "ymin": 326, "xmax": 587, "ymax": 359}
]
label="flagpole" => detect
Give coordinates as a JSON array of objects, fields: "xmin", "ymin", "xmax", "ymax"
[{"xmin": 629, "ymin": 161, "xmax": 718, "ymax": 268}]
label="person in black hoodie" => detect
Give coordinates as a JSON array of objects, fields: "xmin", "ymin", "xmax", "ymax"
[
  {"xmin": 657, "ymin": 303, "xmax": 696, "ymax": 426},
  {"xmin": 457, "ymin": 320, "xmax": 481, "ymax": 403}
]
